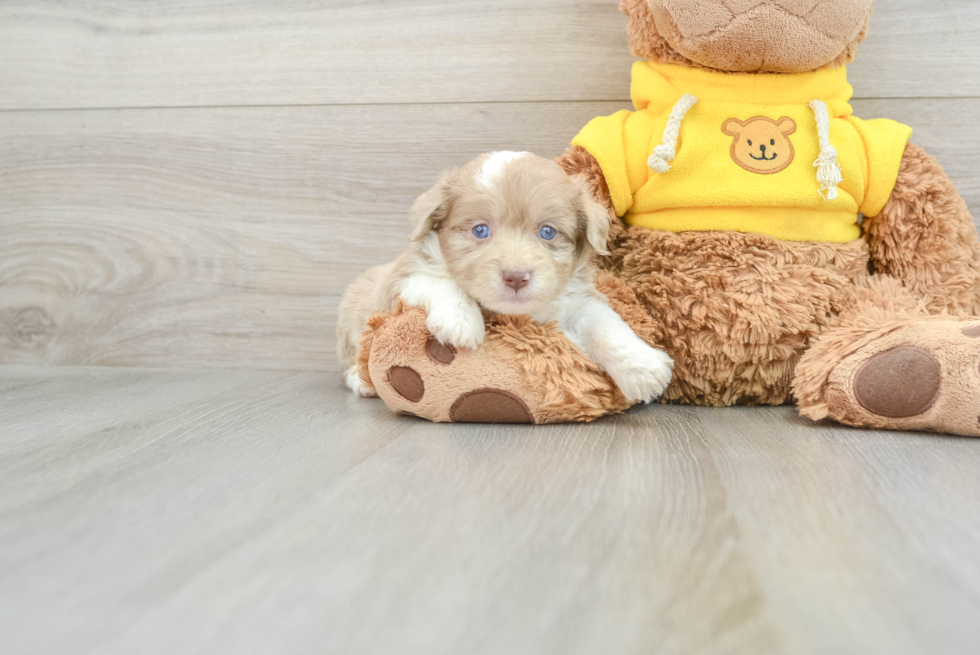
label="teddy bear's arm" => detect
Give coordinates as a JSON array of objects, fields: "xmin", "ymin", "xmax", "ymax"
[{"xmin": 864, "ymin": 143, "xmax": 980, "ymax": 316}]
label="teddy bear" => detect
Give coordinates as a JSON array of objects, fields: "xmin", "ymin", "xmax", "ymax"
[{"xmin": 356, "ymin": 0, "xmax": 980, "ymax": 437}]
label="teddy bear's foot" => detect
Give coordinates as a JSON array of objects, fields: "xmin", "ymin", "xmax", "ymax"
[
  {"xmin": 357, "ymin": 302, "xmax": 635, "ymax": 424},
  {"xmin": 796, "ymin": 320, "xmax": 980, "ymax": 437}
]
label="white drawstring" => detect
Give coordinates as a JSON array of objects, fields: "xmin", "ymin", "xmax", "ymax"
[
  {"xmin": 648, "ymin": 94, "xmax": 699, "ymax": 173},
  {"xmin": 808, "ymin": 99, "xmax": 843, "ymax": 201}
]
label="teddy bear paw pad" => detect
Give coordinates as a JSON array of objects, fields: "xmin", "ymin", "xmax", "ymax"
[
  {"xmin": 853, "ymin": 346, "xmax": 941, "ymax": 419},
  {"xmin": 962, "ymin": 324, "xmax": 980, "ymax": 338},
  {"xmin": 449, "ymin": 389, "xmax": 533, "ymax": 424},
  {"xmin": 388, "ymin": 366, "xmax": 425, "ymax": 403},
  {"xmin": 425, "ymin": 338, "xmax": 457, "ymax": 365}
]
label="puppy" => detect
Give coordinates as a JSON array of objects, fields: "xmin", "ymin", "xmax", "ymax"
[{"xmin": 337, "ymin": 151, "xmax": 673, "ymax": 403}]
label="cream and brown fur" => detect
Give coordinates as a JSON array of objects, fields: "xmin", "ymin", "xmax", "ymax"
[{"xmin": 339, "ymin": 152, "xmax": 673, "ymax": 404}]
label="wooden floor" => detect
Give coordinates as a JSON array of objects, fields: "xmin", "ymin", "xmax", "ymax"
[
  {"xmin": 4, "ymin": 1, "xmax": 980, "ymax": 653},
  {"xmin": 2, "ymin": 366, "xmax": 979, "ymax": 655}
]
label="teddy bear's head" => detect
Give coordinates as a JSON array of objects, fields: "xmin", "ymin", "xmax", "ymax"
[{"xmin": 620, "ymin": 0, "xmax": 874, "ymax": 73}]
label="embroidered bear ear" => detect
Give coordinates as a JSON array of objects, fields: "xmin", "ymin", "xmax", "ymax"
[
  {"xmin": 776, "ymin": 117, "xmax": 797, "ymax": 136},
  {"xmin": 721, "ymin": 118, "xmax": 745, "ymax": 137}
]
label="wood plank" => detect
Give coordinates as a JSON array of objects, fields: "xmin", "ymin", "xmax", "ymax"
[
  {"xmin": 1, "ymin": 0, "xmax": 978, "ymax": 111},
  {"xmin": 2, "ymin": 98, "xmax": 979, "ymax": 370},
  {"xmin": 1, "ymin": 366, "xmax": 979, "ymax": 654},
  {"xmin": 695, "ymin": 408, "xmax": 980, "ymax": 654}
]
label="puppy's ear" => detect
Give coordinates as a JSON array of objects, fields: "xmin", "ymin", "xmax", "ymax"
[
  {"xmin": 574, "ymin": 180, "xmax": 611, "ymax": 257},
  {"xmin": 408, "ymin": 181, "xmax": 449, "ymax": 242}
]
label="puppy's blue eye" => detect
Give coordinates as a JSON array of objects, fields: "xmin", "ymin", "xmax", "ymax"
[
  {"xmin": 472, "ymin": 224, "xmax": 490, "ymax": 239},
  {"xmin": 747, "ymin": 140, "xmax": 753, "ymax": 146},
  {"xmin": 539, "ymin": 226, "xmax": 557, "ymax": 241}
]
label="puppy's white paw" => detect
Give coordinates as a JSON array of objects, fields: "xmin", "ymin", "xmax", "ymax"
[
  {"xmin": 426, "ymin": 301, "xmax": 486, "ymax": 350},
  {"xmin": 345, "ymin": 366, "xmax": 377, "ymax": 398},
  {"xmin": 606, "ymin": 342, "xmax": 674, "ymax": 403}
]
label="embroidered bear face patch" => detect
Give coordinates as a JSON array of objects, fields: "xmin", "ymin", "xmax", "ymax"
[{"xmin": 722, "ymin": 117, "xmax": 797, "ymax": 174}]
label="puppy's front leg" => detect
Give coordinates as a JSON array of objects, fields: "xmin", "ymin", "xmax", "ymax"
[
  {"xmin": 400, "ymin": 274, "xmax": 486, "ymax": 349},
  {"xmin": 564, "ymin": 297, "xmax": 673, "ymax": 403}
]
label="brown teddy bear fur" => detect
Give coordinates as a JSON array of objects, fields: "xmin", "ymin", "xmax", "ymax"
[
  {"xmin": 620, "ymin": 0, "xmax": 871, "ymax": 74},
  {"xmin": 558, "ymin": 141, "xmax": 980, "ymax": 414},
  {"xmin": 360, "ymin": 0, "xmax": 980, "ymax": 436}
]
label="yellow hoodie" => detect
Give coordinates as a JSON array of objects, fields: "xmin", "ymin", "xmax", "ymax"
[{"xmin": 571, "ymin": 61, "xmax": 912, "ymax": 243}]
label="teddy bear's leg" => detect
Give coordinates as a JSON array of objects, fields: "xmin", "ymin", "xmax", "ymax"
[
  {"xmin": 864, "ymin": 143, "xmax": 980, "ymax": 316},
  {"xmin": 794, "ymin": 277, "xmax": 980, "ymax": 437},
  {"xmin": 358, "ymin": 305, "xmax": 537, "ymax": 423},
  {"xmin": 358, "ymin": 291, "xmax": 642, "ymax": 424}
]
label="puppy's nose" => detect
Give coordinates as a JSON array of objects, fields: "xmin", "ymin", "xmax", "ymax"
[
  {"xmin": 502, "ymin": 269, "xmax": 532, "ymax": 291},
  {"xmin": 760, "ymin": 144, "xmax": 767, "ymax": 153}
]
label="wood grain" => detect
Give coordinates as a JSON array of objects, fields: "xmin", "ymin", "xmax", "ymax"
[
  {"xmin": 1, "ymin": 0, "xmax": 978, "ymax": 111},
  {"xmin": 1, "ymin": 366, "xmax": 978, "ymax": 654},
  {"xmin": 2, "ymin": 99, "xmax": 978, "ymax": 371}
]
